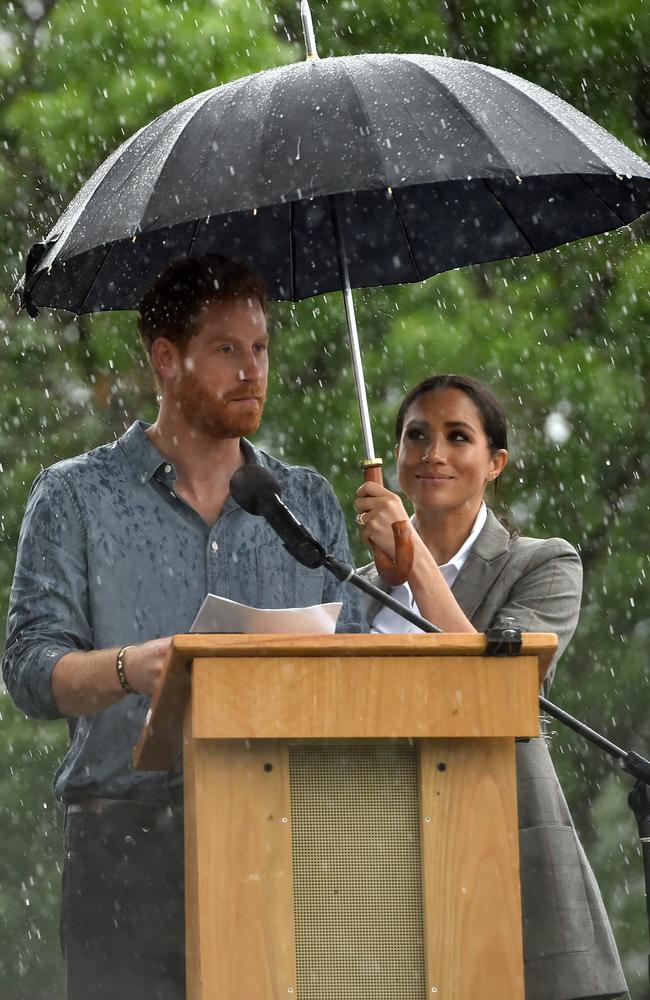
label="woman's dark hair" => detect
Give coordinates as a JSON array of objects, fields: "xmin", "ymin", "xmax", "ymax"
[
  {"xmin": 138, "ymin": 253, "xmax": 267, "ymax": 354},
  {"xmin": 395, "ymin": 374, "xmax": 508, "ymax": 454}
]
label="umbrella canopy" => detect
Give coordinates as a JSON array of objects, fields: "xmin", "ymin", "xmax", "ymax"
[{"xmin": 19, "ymin": 51, "xmax": 650, "ymax": 317}]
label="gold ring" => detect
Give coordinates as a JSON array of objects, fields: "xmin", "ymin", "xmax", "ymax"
[{"xmin": 356, "ymin": 512, "xmax": 367, "ymax": 527}]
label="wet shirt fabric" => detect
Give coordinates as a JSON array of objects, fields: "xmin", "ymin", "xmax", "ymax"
[{"xmin": 3, "ymin": 421, "xmax": 366, "ymax": 802}]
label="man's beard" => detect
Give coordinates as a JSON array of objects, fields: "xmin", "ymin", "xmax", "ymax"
[{"xmin": 175, "ymin": 372, "xmax": 266, "ymax": 439}]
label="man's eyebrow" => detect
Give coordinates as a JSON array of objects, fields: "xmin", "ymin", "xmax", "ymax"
[{"xmin": 207, "ymin": 330, "xmax": 270, "ymax": 342}]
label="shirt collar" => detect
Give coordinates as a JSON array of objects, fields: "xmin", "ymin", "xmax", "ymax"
[
  {"xmin": 118, "ymin": 421, "xmax": 168, "ymax": 484},
  {"xmin": 439, "ymin": 502, "xmax": 487, "ymax": 576},
  {"xmin": 118, "ymin": 420, "xmax": 264, "ymax": 486}
]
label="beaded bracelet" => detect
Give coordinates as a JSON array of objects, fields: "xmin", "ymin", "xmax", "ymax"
[{"xmin": 116, "ymin": 645, "xmax": 136, "ymax": 695}]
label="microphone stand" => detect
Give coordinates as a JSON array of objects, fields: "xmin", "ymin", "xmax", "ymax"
[
  {"xmin": 270, "ymin": 497, "xmax": 650, "ymax": 983},
  {"xmin": 321, "ymin": 551, "xmax": 442, "ymax": 633},
  {"xmin": 538, "ymin": 693, "xmax": 650, "ymax": 989},
  {"xmin": 263, "ymin": 497, "xmax": 442, "ymax": 633}
]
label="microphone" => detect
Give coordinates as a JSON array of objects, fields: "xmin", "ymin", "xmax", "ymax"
[
  {"xmin": 230, "ymin": 464, "xmax": 442, "ymax": 632},
  {"xmin": 230, "ymin": 465, "xmax": 326, "ymax": 569}
]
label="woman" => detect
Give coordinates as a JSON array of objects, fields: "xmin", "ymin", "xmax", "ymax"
[{"xmin": 355, "ymin": 374, "xmax": 626, "ymax": 1000}]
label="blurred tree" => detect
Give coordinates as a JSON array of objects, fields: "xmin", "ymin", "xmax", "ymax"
[{"xmin": 0, "ymin": 0, "xmax": 648, "ymax": 996}]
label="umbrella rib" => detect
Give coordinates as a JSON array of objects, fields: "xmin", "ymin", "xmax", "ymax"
[
  {"xmin": 74, "ymin": 97, "xmax": 211, "ymax": 252},
  {"xmin": 458, "ymin": 69, "xmax": 610, "ymax": 182},
  {"xmin": 480, "ymin": 178, "xmax": 536, "ymax": 252},
  {"xmin": 373, "ymin": 55, "xmax": 502, "ymax": 180},
  {"xmin": 483, "ymin": 171, "xmax": 637, "ymax": 257},
  {"xmin": 366, "ymin": 55, "xmax": 507, "ymax": 281},
  {"xmin": 577, "ymin": 171, "xmax": 641, "ymax": 226},
  {"xmin": 289, "ymin": 200, "xmax": 296, "ymax": 301},
  {"xmin": 406, "ymin": 55, "xmax": 640, "ymax": 185},
  {"xmin": 387, "ymin": 188, "xmax": 422, "ymax": 280},
  {"xmin": 340, "ymin": 60, "xmax": 391, "ymax": 188},
  {"xmin": 251, "ymin": 68, "xmax": 303, "ymax": 299},
  {"xmin": 75, "ymin": 243, "xmax": 115, "ymax": 315},
  {"xmin": 27, "ymin": 124, "xmax": 150, "ymax": 287},
  {"xmin": 36, "ymin": 91, "xmax": 216, "ymax": 297},
  {"xmin": 336, "ymin": 58, "xmax": 420, "ymax": 286},
  {"xmin": 136, "ymin": 89, "xmax": 221, "ymax": 234},
  {"xmin": 187, "ymin": 215, "xmax": 203, "ymax": 258},
  {"xmin": 478, "ymin": 63, "xmax": 628, "ymax": 176},
  {"xmin": 399, "ymin": 55, "xmax": 513, "ymax": 174}
]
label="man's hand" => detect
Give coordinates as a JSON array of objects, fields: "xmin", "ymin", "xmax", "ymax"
[
  {"xmin": 121, "ymin": 637, "xmax": 173, "ymax": 696},
  {"xmin": 52, "ymin": 636, "xmax": 173, "ymax": 717}
]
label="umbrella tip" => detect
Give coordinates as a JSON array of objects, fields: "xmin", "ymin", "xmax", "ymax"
[
  {"xmin": 13, "ymin": 275, "xmax": 39, "ymax": 318},
  {"xmin": 300, "ymin": 1, "xmax": 319, "ymax": 61}
]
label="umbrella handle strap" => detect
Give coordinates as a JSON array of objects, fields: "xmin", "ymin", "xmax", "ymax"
[{"xmin": 363, "ymin": 462, "xmax": 414, "ymax": 586}]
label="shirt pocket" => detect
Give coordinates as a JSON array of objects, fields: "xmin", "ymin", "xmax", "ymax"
[{"xmin": 255, "ymin": 541, "xmax": 325, "ymax": 608}]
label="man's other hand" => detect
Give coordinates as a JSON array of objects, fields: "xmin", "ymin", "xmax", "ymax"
[
  {"xmin": 52, "ymin": 636, "xmax": 173, "ymax": 717},
  {"xmin": 122, "ymin": 637, "xmax": 173, "ymax": 696}
]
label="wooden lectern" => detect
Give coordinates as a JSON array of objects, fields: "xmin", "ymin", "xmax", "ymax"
[{"xmin": 134, "ymin": 632, "xmax": 556, "ymax": 1000}]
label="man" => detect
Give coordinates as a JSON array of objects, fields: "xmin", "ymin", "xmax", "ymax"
[{"xmin": 3, "ymin": 254, "xmax": 366, "ymax": 999}]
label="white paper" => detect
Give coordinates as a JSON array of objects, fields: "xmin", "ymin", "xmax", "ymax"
[{"xmin": 190, "ymin": 593, "xmax": 341, "ymax": 635}]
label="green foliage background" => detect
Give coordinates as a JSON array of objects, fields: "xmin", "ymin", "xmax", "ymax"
[{"xmin": 0, "ymin": 0, "xmax": 648, "ymax": 996}]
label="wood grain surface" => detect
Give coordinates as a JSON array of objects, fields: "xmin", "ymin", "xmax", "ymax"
[
  {"xmin": 134, "ymin": 633, "xmax": 553, "ymax": 770},
  {"xmin": 190, "ymin": 654, "xmax": 540, "ymax": 740},
  {"xmin": 419, "ymin": 738, "xmax": 524, "ymax": 999},
  {"xmin": 184, "ymin": 734, "xmax": 296, "ymax": 999}
]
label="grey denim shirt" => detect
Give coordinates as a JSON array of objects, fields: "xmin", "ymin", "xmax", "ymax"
[{"xmin": 3, "ymin": 422, "xmax": 366, "ymax": 801}]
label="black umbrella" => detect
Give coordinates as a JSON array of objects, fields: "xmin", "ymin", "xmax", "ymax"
[
  {"xmin": 18, "ymin": 1, "xmax": 650, "ymax": 579},
  {"xmin": 20, "ymin": 13, "xmax": 650, "ymax": 316}
]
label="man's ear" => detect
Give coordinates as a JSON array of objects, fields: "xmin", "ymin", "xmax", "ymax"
[{"xmin": 150, "ymin": 337, "xmax": 181, "ymax": 385}]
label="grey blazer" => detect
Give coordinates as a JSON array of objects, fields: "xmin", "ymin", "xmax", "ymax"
[{"xmin": 361, "ymin": 509, "xmax": 627, "ymax": 1000}]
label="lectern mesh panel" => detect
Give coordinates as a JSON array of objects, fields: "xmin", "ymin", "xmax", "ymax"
[{"xmin": 289, "ymin": 743, "xmax": 426, "ymax": 1000}]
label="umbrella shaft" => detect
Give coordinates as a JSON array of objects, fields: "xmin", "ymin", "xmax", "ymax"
[
  {"xmin": 342, "ymin": 284, "xmax": 377, "ymax": 461},
  {"xmin": 329, "ymin": 197, "xmax": 377, "ymax": 462},
  {"xmin": 300, "ymin": 2, "xmax": 319, "ymax": 60}
]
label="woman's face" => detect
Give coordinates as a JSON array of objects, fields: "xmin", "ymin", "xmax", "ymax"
[{"xmin": 397, "ymin": 387, "xmax": 507, "ymax": 515}]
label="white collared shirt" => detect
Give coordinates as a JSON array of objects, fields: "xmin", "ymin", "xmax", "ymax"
[{"xmin": 371, "ymin": 502, "xmax": 487, "ymax": 634}]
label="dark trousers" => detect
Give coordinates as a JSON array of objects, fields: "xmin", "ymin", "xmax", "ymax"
[{"xmin": 61, "ymin": 799, "xmax": 185, "ymax": 1000}]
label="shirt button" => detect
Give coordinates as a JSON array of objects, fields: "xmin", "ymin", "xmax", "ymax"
[
  {"xmin": 211, "ymin": 541, "xmax": 219, "ymax": 553},
  {"xmin": 164, "ymin": 464, "xmax": 172, "ymax": 474}
]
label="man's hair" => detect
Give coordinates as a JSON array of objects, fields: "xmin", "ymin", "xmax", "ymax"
[{"xmin": 138, "ymin": 254, "xmax": 267, "ymax": 354}]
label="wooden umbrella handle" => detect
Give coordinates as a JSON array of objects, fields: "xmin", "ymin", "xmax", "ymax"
[{"xmin": 363, "ymin": 461, "xmax": 414, "ymax": 586}]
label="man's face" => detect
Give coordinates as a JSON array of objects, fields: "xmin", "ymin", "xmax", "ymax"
[{"xmin": 168, "ymin": 297, "xmax": 269, "ymax": 439}]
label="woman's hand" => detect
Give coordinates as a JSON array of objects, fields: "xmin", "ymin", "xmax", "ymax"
[
  {"xmin": 355, "ymin": 480, "xmax": 476, "ymax": 633},
  {"xmin": 354, "ymin": 481, "xmax": 413, "ymax": 559}
]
